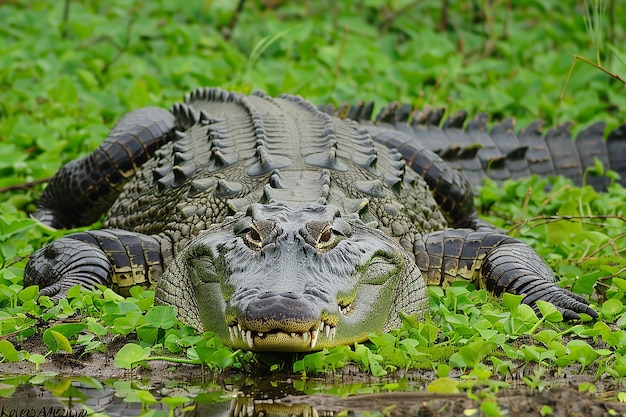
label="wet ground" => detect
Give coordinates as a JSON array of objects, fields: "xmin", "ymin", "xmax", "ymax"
[{"xmin": 2, "ymin": 336, "xmax": 625, "ymax": 416}]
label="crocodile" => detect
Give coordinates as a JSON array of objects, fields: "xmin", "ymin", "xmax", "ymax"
[
  {"xmin": 25, "ymin": 87, "xmax": 604, "ymax": 352},
  {"xmin": 321, "ymin": 101, "xmax": 626, "ymax": 192}
]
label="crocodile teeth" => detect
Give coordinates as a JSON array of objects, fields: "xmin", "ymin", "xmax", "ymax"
[
  {"xmin": 340, "ymin": 303, "xmax": 353, "ymax": 315},
  {"xmin": 227, "ymin": 322, "xmax": 336, "ymax": 348},
  {"xmin": 245, "ymin": 330, "xmax": 254, "ymax": 349},
  {"xmin": 310, "ymin": 330, "xmax": 319, "ymax": 349}
]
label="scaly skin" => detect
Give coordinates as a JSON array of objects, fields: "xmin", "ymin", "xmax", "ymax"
[
  {"xmin": 323, "ymin": 101, "xmax": 626, "ymax": 192},
  {"xmin": 25, "ymin": 87, "xmax": 600, "ymax": 352}
]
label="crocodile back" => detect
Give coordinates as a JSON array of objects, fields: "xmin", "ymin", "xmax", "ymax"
[{"xmin": 104, "ymin": 88, "xmax": 449, "ymax": 256}]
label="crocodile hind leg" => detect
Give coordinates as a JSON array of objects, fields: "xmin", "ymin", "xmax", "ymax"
[
  {"xmin": 24, "ymin": 229, "xmax": 168, "ymax": 300},
  {"xmin": 413, "ymin": 229, "xmax": 597, "ymax": 320},
  {"xmin": 34, "ymin": 107, "xmax": 179, "ymax": 229}
]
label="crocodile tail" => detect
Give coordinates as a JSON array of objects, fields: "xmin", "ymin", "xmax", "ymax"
[{"xmin": 322, "ymin": 101, "xmax": 626, "ymax": 191}]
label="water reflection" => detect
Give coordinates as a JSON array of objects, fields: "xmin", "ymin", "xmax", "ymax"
[{"xmin": 0, "ymin": 374, "xmax": 429, "ymax": 416}]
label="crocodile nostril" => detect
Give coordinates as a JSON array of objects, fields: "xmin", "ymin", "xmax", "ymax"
[
  {"xmin": 280, "ymin": 291, "xmax": 301, "ymax": 299},
  {"xmin": 257, "ymin": 292, "xmax": 278, "ymax": 299}
]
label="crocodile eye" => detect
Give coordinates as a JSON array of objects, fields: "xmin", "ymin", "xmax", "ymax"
[
  {"xmin": 316, "ymin": 224, "xmax": 338, "ymax": 253},
  {"xmin": 240, "ymin": 220, "xmax": 280, "ymax": 251},
  {"xmin": 302, "ymin": 221, "xmax": 340, "ymax": 253},
  {"xmin": 318, "ymin": 225, "xmax": 332, "ymax": 244},
  {"xmin": 246, "ymin": 222, "xmax": 263, "ymax": 250},
  {"xmin": 234, "ymin": 217, "xmax": 263, "ymax": 250}
]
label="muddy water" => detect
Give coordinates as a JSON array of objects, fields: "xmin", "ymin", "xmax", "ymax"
[{"xmin": 1, "ymin": 373, "xmax": 625, "ymax": 417}]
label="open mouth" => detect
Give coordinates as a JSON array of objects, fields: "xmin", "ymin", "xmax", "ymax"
[{"xmin": 228, "ymin": 321, "xmax": 337, "ymax": 349}]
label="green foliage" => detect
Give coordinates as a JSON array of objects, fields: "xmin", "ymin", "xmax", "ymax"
[
  {"xmin": 113, "ymin": 343, "xmax": 151, "ymax": 369},
  {"xmin": 0, "ymin": 0, "xmax": 625, "ymax": 411},
  {"xmin": 0, "ymin": 340, "xmax": 20, "ymax": 362},
  {"xmin": 43, "ymin": 323, "xmax": 86, "ymax": 353}
]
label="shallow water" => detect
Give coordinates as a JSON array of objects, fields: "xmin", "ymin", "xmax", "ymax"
[
  {"xmin": 2, "ymin": 373, "xmax": 625, "ymax": 417},
  {"xmin": 0, "ymin": 374, "xmax": 427, "ymax": 416}
]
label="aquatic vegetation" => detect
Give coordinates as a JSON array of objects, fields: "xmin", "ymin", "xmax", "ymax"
[{"xmin": 0, "ymin": 1, "xmax": 625, "ymax": 414}]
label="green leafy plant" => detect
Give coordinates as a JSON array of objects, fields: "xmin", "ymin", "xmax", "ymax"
[{"xmin": 0, "ymin": 1, "xmax": 625, "ymax": 412}]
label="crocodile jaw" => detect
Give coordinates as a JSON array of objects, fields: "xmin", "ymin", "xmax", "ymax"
[
  {"xmin": 223, "ymin": 295, "xmax": 368, "ymax": 351},
  {"xmin": 226, "ymin": 321, "xmax": 340, "ymax": 352}
]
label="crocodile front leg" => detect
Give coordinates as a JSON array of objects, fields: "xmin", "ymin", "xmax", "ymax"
[
  {"xmin": 413, "ymin": 229, "xmax": 598, "ymax": 320},
  {"xmin": 25, "ymin": 229, "xmax": 167, "ymax": 300}
]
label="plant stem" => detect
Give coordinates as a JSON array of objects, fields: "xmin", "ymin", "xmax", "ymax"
[
  {"xmin": 333, "ymin": 27, "xmax": 348, "ymax": 88},
  {"xmin": 223, "ymin": 0, "xmax": 246, "ymax": 41},
  {"xmin": 560, "ymin": 53, "xmax": 626, "ymax": 100},
  {"xmin": 144, "ymin": 356, "xmax": 202, "ymax": 365},
  {"xmin": 61, "ymin": 0, "xmax": 71, "ymax": 39},
  {"xmin": 0, "ymin": 178, "xmax": 50, "ymax": 193}
]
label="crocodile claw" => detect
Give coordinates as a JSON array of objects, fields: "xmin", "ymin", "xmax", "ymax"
[
  {"xmin": 24, "ymin": 237, "xmax": 113, "ymax": 302},
  {"xmin": 38, "ymin": 282, "xmax": 64, "ymax": 300},
  {"xmin": 523, "ymin": 286, "xmax": 598, "ymax": 321}
]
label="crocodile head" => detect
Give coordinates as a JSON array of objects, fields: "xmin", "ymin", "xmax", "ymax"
[{"xmin": 155, "ymin": 203, "xmax": 426, "ymax": 352}]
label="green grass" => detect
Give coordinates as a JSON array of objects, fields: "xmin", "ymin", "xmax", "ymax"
[{"xmin": 1, "ymin": 0, "xmax": 626, "ymax": 410}]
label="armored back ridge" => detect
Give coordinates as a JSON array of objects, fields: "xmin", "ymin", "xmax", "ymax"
[
  {"xmin": 104, "ymin": 89, "xmax": 448, "ymax": 253},
  {"xmin": 25, "ymin": 87, "xmax": 608, "ymax": 351}
]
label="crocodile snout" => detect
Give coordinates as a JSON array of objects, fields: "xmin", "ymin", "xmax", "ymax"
[
  {"xmin": 226, "ymin": 291, "xmax": 338, "ymax": 350},
  {"xmin": 244, "ymin": 291, "xmax": 316, "ymax": 323}
]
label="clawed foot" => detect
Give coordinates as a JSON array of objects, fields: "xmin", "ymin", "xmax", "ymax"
[
  {"xmin": 523, "ymin": 286, "xmax": 597, "ymax": 321},
  {"xmin": 24, "ymin": 237, "xmax": 113, "ymax": 303}
]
